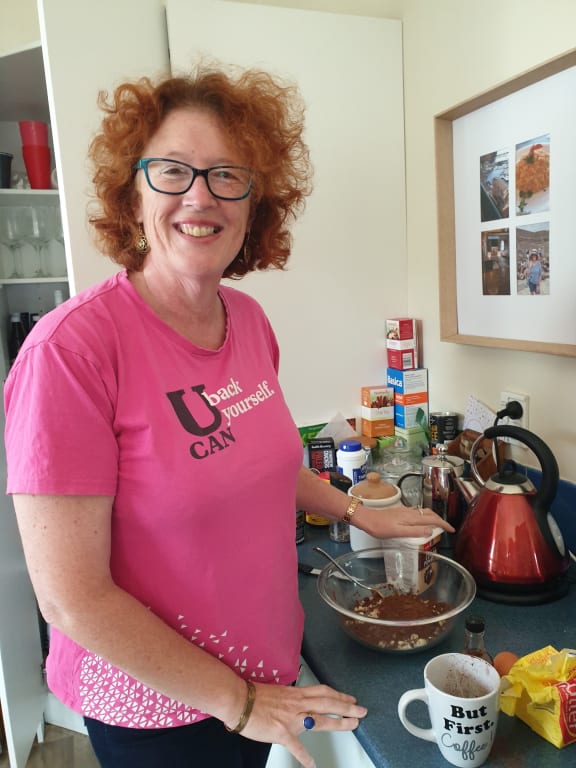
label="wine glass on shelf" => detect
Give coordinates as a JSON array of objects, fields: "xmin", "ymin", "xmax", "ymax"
[
  {"xmin": 0, "ymin": 207, "xmax": 26, "ymax": 279},
  {"xmin": 52, "ymin": 207, "xmax": 68, "ymax": 277},
  {"xmin": 20, "ymin": 206, "xmax": 58, "ymax": 278},
  {"xmin": 55, "ymin": 207, "xmax": 64, "ymax": 249}
]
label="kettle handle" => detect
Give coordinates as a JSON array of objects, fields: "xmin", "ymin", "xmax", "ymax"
[
  {"xmin": 482, "ymin": 425, "xmax": 559, "ymax": 511},
  {"xmin": 469, "ymin": 433, "xmax": 488, "ymax": 488},
  {"xmin": 397, "ymin": 472, "xmax": 424, "ymax": 507}
]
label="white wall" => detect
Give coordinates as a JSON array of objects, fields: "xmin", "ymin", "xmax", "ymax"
[
  {"xmin": 0, "ymin": 0, "xmax": 39, "ymax": 52},
  {"xmin": 401, "ymin": 0, "xmax": 576, "ymax": 481}
]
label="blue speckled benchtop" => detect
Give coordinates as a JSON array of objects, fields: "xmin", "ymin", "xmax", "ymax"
[{"xmin": 298, "ymin": 525, "xmax": 576, "ymax": 768}]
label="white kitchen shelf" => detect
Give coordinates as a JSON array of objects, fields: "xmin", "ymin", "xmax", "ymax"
[
  {"xmin": 0, "ymin": 189, "xmax": 59, "ymax": 206},
  {"xmin": 0, "ymin": 276, "xmax": 66, "ymax": 286}
]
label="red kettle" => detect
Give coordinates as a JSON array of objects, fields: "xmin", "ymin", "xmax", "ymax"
[{"xmin": 454, "ymin": 425, "xmax": 570, "ymax": 604}]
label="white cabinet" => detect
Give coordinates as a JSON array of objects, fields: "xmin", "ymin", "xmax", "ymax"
[
  {"xmin": 0, "ymin": 44, "xmax": 70, "ymax": 381},
  {"xmin": 0, "ymin": 2, "xmax": 169, "ymax": 765},
  {"xmin": 265, "ymin": 658, "xmax": 376, "ymax": 768},
  {"xmin": 0, "ymin": 412, "xmax": 46, "ymax": 768}
]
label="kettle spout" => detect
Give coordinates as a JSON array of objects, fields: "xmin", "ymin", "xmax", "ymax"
[{"xmin": 455, "ymin": 477, "xmax": 481, "ymax": 507}]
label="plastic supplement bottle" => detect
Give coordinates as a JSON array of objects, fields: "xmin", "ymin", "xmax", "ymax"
[{"xmin": 336, "ymin": 438, "xmax": 368, "ymax": 485}]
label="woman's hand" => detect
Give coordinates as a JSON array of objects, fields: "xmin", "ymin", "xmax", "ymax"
[
  {"xmin": 241, "ymin": 681, "xmax": 367, "ymax": 768},
  {"xmin": 295, "ymin": 466, "xmax": 454, "ymax": 541},
  {"xmin": 354, "ymin": 503, "xmax": 454, "ymax": 540}
]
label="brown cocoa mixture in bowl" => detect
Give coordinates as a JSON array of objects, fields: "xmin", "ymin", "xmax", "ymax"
[{"xmin": 344, "ymin": 592, "xmax": 452, "ymax": 651}]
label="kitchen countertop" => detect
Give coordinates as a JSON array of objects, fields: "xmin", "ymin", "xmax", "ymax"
[{"xmin": 297, "ymin": 525, "xmax": 576, "ymax": 768}]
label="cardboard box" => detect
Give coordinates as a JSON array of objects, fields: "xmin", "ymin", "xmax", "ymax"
[
  {"xmin": 394, "ymin": 402, "xmax": 429, "ymax": 429},
  {"xmin": 394, "ymin": 391, "xmax": 428, "ymax": 406},
  {"xmin": 385, "ymin": 338, "xmax": 417, "ymax": 351},
  {"xmin": 361, "ymin": 385, "xmax": 394, "ymax": 411},
  {"xmin": 361, "ymin": 385, "xmax": 395, "ymax": 438},
  {"xmin": 385, "ymin": 317, "xmax": 416, "ymax": 341},
  {"xmin": 307, "ymin": 437, "xmax": 337, "ymax": 472},
  {"xmin": 361, "ymin": 418, "xmax": 395, "ymax": 437},
  {"xmin": 387, "ymin": 368, "xmax": 428, "ymax": 395},
  {"xmin": 394, "ymin": 425, "xmax": 428, "ymax": 449},
  {"xmin": 386, "ymin": 347, "xmax": 416, "ymax": 370}
]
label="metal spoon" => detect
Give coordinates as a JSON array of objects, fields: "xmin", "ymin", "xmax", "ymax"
[{"xmin": 313, "ymin": 546, "xmax": 388, "ymax": 601}]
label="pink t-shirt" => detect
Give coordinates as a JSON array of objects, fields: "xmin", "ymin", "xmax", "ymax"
[{"xmin": 4, "ymin": 271, "xmax": 304, "ymax": 728}]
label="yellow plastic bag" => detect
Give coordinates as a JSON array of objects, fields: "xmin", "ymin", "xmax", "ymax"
[{"xmin": 499, "ymin": 646, "xmax": 576, "ymax": 748}]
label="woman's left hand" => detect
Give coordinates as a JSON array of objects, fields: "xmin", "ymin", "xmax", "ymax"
[{"xmin": 354, "ymin": 504, "xmax": 454, "ymax": 540}]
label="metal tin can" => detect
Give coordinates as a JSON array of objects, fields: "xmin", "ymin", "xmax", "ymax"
[{"xmin": 429, "ymin": 412, "xmax": 460, "ymax": 446}]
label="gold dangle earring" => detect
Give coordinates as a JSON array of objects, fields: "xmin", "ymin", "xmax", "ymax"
[{"xmin": 136, "ymin": 224, "xmax": 149, "ymax": 253}]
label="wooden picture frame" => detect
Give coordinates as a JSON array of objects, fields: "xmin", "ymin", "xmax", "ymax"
[{"xmin": 435, "ymin": 48, "xmax": 576, "ymax": 356}]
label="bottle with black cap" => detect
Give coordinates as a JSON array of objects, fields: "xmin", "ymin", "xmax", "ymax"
[
  {"xmin": 8, "ymin": 312, "xmax": 27, "ymax": 368},
  {"xmin": 462, "ymin": 614, "xmax": 493, "ymax": 664}
]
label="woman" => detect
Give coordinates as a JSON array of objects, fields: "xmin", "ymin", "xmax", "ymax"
[
  {"xmin": 527, "ymin": 252, "xmax": 542, "ymax": 295},
  {"xmin": 4, "ymin": 63, "xmax": 451, "ymax": 768}
]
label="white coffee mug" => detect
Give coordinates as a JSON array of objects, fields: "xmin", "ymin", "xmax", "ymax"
[{"xmin": 398, "ymin": 652, "xmax": 501, "ymax": 767}]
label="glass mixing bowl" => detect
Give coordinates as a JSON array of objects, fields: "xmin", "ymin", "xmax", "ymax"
[{"xmin": 317, "ymin": 547, "xmax": 476, "ymax": 653}]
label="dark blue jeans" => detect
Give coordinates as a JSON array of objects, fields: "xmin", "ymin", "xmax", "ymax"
[{"xmin": 85, "ymin": 716, "xmax": 272, "ymax": 768}]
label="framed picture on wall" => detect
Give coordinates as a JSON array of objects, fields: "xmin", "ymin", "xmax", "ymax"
[{"xmin": 435, "ymin": 48, "xmax": 576, "ymax": 356}]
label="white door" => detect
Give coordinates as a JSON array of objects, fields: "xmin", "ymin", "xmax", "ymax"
[
  {"xmin": 0, "ymin": 411, "xmax": 45, "ymax": 768},
  {"xmin": 37, "ymin": 0, "xmax": 171, "ymax": 295},
  {"xmin": 165, "ymin": 0, "xmax": 406, "ymax": 427}
]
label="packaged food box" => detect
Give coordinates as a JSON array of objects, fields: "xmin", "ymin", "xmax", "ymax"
[
  {"xmin": 382, "ymin": 527, "xmax": 443, "ymax": 592},
  {"xmin": 361, "ymin": 418, "xmax": 395, "ymax": 438},
  {"xmin": 307, "ymin": 436, "xmax": 337, "ymax": 473},
  {"xmin": 385, "ymin": 317, "xmax": 416, "ymax": 341},
  {"xmin": 394, "ymin": 402, "xmax": 429, "ymax": 430},
  {"xmin": 394, "ymin": 390, "xmax": 428, "ymax": 406},
  {"xmin": 386, "ymin": 347, "xmax": 417, "ymax": 370},
  {"xmin": 361, "ymin": 385, "xmax": 395, "ymax": 438},
  {"xmin": 387, "ymin": 367, "xmax": 428, "ymax": 395},
  {"xmin": 394, "ymin": 425, "xmax": 428, "ymax": 449}
]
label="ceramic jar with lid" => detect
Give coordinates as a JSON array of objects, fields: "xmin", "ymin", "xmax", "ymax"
[{"xmin": 348, "ymin": 472, "xmax": 401, "ymax": 551}]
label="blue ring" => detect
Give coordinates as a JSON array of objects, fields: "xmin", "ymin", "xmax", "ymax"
[{"xmin": 303, "ymin": 715, "xmax": 315, "ymax": 731}]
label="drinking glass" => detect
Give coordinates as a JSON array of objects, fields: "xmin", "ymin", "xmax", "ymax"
[
  {"xmin": 0, "ymin": 207, "xmax": 26, "ymax": 278},
  {"xmin": 55, "ymin": 207, "xmax": 64, "ymax": 248},
  {"xmin": 21, "ymin": 206, "xmax": 58, "ymax": 277}
]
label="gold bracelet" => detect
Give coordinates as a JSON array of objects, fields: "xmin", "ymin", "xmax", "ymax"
[
  {"xmin": 342, "ymin": 497, "xmax": 363, "ymax": 525},
  {"xmin": 224, "ymin": 680, "xmax": 256, "ymax": 734}
]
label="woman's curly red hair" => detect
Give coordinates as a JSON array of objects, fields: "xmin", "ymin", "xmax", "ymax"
[{"xmin": 87, "ymin": 62, "xmax": 313, "ymax": 277}]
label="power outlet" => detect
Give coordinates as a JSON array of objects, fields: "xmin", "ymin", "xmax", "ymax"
[{"xmin": 498, "ymin": 391, "xmax": 529, "ymax": 445}]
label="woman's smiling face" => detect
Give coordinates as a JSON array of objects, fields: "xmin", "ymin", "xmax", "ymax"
[{"xmin": 133, "ymin": 107, "xmax": 251, "ymax": 281}]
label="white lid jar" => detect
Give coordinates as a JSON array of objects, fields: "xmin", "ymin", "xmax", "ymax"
[
  {"xmin": 336, "ymin": 438, "xmax": 368, "ymax": 486},
  {"xmin": 347, "ymin": 472, "xmax": 402, "ymax": 552}
]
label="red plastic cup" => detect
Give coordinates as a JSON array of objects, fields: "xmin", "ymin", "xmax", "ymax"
[
  {"xmin": 19, "ymin": 121, "xmax": 49, "ymax": 146},
  {"xmin": 22, "ymin": 145, "xmax": 52, "ymax": 189}
]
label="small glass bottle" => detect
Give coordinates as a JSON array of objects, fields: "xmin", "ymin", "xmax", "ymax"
[{"xmin": 463, "ymin": 615, "xmax": 493, "ymax": 664}]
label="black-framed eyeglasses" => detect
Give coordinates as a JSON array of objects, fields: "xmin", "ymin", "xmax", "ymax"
[{"xmin": 134, "ymin": 158, "xmax": 253, "ymax": 200}]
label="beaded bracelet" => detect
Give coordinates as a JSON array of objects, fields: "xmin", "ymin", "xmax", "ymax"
[
  {"xmin": 342, "ymin": 496, "xmax": 363, "ymax": 525},
  {"xmin": 225, "ymin": 680, "xmax": 256, "ymax": 734}
]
